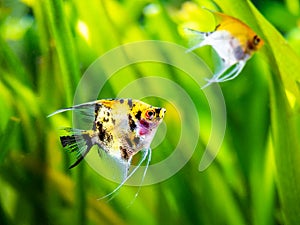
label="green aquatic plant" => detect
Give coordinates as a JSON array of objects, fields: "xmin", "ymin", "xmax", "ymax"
[{"xmin": 0, "ymin": 0, "xmax": 299, "ymax": 225}]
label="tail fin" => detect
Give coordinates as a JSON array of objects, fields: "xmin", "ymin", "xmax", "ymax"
[{"xmin": 60, "ymin": 128, "xmax": 94, "ymax": 169}]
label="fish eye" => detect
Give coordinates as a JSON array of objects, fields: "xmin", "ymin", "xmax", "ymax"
[
  {"xmin": 145, "ymin": 109, "xmax": 155, "ymax": 120},
  {"xmin": 253, "ymin": 35, "xmax": 260, "ymax": 46}
]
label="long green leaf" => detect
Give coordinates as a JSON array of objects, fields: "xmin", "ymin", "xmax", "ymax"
[
  {"xmin": 213, "ymin": 1, "xmax": 300, "ymax": 224},
  {"xmin": 42, "ymin": 0, "xmax": 81, "ymax": 105},
  {"xmin": 0, "ymin": 35, "xmax": 32, "ymax": 87},
  {"xmin": 0, "ymin": 117, "xmax": 20, "ymax": 165}
]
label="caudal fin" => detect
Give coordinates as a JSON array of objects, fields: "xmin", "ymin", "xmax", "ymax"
[{"xmin": 60, "ymin": 128, "xmax": 94, "ymax": 169}]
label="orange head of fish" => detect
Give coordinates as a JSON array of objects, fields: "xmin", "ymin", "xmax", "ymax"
[{"xmin": 211, "ymin": 11, "xmax": 264, "ymax": 55}]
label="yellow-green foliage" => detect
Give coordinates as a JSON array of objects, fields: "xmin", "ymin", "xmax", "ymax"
[{"xmin": 0, "ymin": 0, "xmax": 299, "ymax": 225}]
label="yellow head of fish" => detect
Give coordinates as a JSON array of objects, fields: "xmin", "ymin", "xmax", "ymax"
[
  {"xmin": 100, "ymin": 98, "xmax": 166, "ymax": 135},
  {"xmin": 213, "ymin": 11, "xmax": 264, "ymax": 57},
  {"xmin": 128, "ymin": 99, "xmax": 166, "ymax": 136}
]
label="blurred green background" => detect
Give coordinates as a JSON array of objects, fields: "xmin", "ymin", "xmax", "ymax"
[{"xmin": 1, "ymin": 0, "xmax": 300, "ymax": 225}]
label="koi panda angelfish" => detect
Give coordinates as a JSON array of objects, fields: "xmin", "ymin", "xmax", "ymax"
[
  {"xmin": 186, "ymin": 10, "xmax": 264, "ymax": 88},
  {"xmin": 49, "ymin": 98, "xmax": 166, "ymax": 199}
]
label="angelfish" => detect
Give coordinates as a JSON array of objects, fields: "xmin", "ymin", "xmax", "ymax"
[
  {"xmin": 186, "ymin": 10, "xmax": 264, "ymax": 88},
  {"xmin": 49, "ymin": 98, "xmax": 166, "ymax": 198}
]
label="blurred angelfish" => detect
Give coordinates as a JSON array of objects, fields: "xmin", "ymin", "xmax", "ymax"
[
  {"xmin": 186, "ymin": 10, "xmax": 264, "ymax": 88},
  {"xmin": 49, "ymin": 98, "xmax": 166, "ymax": 199}
]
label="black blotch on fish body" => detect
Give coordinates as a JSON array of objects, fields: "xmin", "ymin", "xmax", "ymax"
[
  {"xmin": 120, "ymin": 99, "xmax": 124, "ymax": 104},
  {"xmin": 125, "ymin": 137, "xmax": 133, "ymax": 148},
  {"xmin": 135, "ymin": 110, "xmax": 142, "ymax": 120},
  {"xmin": 128, "ymin": 99, "xmax": 133, "ymax": 108},
  {"xmin": 96, "ymin": 122, "xmax": 113, "ymax": 143},
  {"xmin": 128, "ymin": 114, "xmax": 137, "ymax": 132},
  {"xmin": 155, "ymin": 108, "xmax": 161, "ymax": 117},
  {"xmin": 106, "ymin": 133, "xmax": 113, "ymax": 143},
  {"xmin": 96, "ymin": 121, "xmax": 101, "ymax": 130},
  {"xmin": 233, "ymin": 46, "xmax": 246, "ymax": 61},
  {"xmin": 95, "ymin": 103, "xmax": 102, "ymax": 116},
  {"xmin": 133, "ymin": 136, "xmax": 140, "ymax": 145},
  {"xmin": 120, "ymin": 146, "xmax": 130, "ymax": 161},
  {"xmin": 97, "ymin": 122, "xmax": 106, "ymax": 141}
]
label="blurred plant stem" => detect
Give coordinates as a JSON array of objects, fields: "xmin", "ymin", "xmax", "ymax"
[
  {"xmin": 41, "ymin": 0, "xmax": 81, "ymax": 105},
  {"xmin": 0, "ymin": 34, "xmax": 32, "ymax": 87},
  {"xmin": 36, "ymin": 0, "xmax": 85, "ymax": 224}
]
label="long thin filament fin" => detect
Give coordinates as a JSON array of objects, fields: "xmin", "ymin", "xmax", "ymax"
[
  {"xmin": 201, "ymin": 62, "xmax": 245, "ymax": 89},
  {"xmin": 47, "ymin": 101, "xmax": 98, "ymax": 118},
  {"xmin": 128, "ymin": 148, "xmax": 152, "ymax": 207},
  {"xmin": 98, "ymin": 148, "xmax": 150, "ymax": 201}
]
